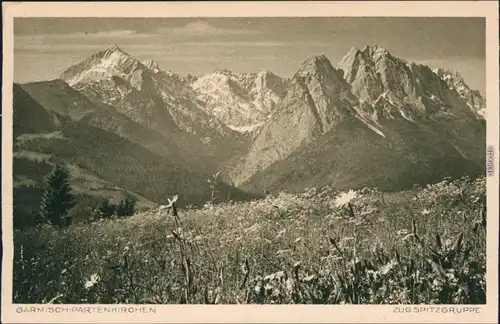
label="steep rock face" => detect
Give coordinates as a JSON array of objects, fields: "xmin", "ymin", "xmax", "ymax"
[
  {"xmin": 336, "ymin": 45, "xmax": 485, "ymax": 164},
  {"xmin": 191, "ymin": 69, "xmax": 287, "ymax": 132},
  {"xmin": 434, "ymin": 68, "xmax": 486, "ymax": 118},
  {"xmin": 336, "ymin": 45, "xmax": 478, "ymax": 121},
  {"xmin": 230, "ymin": 55, "xmax": 362, "ymax": 185}
]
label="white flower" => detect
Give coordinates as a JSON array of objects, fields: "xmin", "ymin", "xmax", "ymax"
[
  {"xmin": 254, "ymin": 283, "xmax": 262, "ymax": 294},
  {"xmin": 397, "ymin": 229, "xmax": 409, "ymax": 236},
  {"xmin": 275, "ymin": 249, "xmax": 291, "ymax": 256},
  {"xmin": 84, "ymin": 274, "xmax": 99, "ymax": 289},
  {"xmin": 302, "ymin": 274, "xmax": 316, "ymax": 282},
  {"xmin": 334, "ymin": 190, "xmax": 360, "ymax": 208},
  {"xmin": 380, "ymin": 260, "xmax": 398, "ymax": 275},
  {"xmin": 264, "ymin": 283, "xmax": 274, "ymax": 291},
  {"xmin": 276, "ymin": 229, "xmax": 286, "ymax": 238},
  {"xmin": 402, "ymin": 233, "xmax": 415, "ymax": 241},
  {"xmin": 421, "ymin": 209, "xmax": 431, "ymax": 216},
  {"xmin": 165, "ymin": 195, "xmax": 179, "ymax": 208},
  {"xmin": 285, "ymin": 278, "xmax": 295, "ymax": 292}
]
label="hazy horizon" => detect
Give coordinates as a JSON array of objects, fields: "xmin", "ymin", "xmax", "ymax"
[{"xmin": 14, "ymin": 17, "xmax": 486, "ymax": 95}]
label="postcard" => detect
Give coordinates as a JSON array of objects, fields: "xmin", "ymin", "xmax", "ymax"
[{"xmin": 2, "ymin": 1, "xmax": 499, "ymax": 323}]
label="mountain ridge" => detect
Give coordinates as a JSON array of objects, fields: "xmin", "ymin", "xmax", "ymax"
[{"xmin": 14, "ymin": 44, "xmax": 486, "ymax": 221}]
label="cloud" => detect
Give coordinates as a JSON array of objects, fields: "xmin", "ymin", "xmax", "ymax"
[
  {"xmin": 158, "ymin": 20, "xmax": 257, "ymax": 36},
  {"xmin": 14, "ymin": 30, "xmax": 154, "ymax": 44}
]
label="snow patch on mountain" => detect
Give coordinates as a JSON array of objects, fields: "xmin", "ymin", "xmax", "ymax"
[{"xmin": 191, "ymin": 69, "xmax": 287, "ymax": 131}]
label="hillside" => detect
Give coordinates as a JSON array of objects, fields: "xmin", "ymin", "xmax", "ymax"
[
  {"xmin": 20, "ymin": 80, "xmax": 196, "ymax": 168},
  {"xmin": 241, "ymin": 116, "xmax": 484, "ymax": 194},
  {"xmin": 12, "ymin": 84, "xmax": 258, "ymax": 228}
]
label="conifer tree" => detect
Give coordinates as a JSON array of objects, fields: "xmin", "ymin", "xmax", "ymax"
[
  {"xmin": 116, "ymin": 198, "xmax": 136, "ymax": 217},
  {"xmin": 40, "ymin": 163, "xmax": 75, "ymax": 227}
]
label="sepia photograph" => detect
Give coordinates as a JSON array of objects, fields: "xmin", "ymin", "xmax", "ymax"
[{"xmin": 2, "ymin": 1, "xmax": 499, "ymax": 323}]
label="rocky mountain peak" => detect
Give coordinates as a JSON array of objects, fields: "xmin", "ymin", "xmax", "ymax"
[
  {"xmin": 142, "ymin": 59, "xmax": 161, "ymax": 73},
  {"xmin": 101, "ymin": 44, "xmax": 127, "ymax": 56},
  {"xmin": 293, "ymin": 55, "xmax": 353, "ymax": 103},
  {"xmin": 191, "ymin": 69, "xmax": 288, "ymax": 132},
  {"xmin": 360, "ymin": 44, "xmax": 389, "ymax": 58},
  {"xmin": 335, "ymin": 44, "xmax": 484, "ymax": 121},
  {"xmin": 433, "ymin": 67, "xmax": 486, "ymax": 117},
  {"xmin": 60, "ymin": 44, "xmax": 144, "ymax": 87},
  {"xmin": 297, "ymin": 55, "xmax": 335, "ymax": 76}
]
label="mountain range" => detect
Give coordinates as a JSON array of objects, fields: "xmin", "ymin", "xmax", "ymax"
[{"xmin": 13, "ymin": 44, "xmax": 486, "ymax": 227}]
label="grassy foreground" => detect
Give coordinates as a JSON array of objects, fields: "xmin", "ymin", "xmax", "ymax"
[{"xmin": 13, "ymin": 176, "xmax": 486, "ymax": 304}]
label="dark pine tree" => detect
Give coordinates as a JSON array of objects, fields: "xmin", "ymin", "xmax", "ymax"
[
  {"xmin": 116, "ymin": 198, "xmax": 136, "ymax": 217},
  {"xmin": 39, "ymin": 163, "xmax": 75, "ymax": 227},
  {"xmin": 98, "ymin": 199, "xmax": 116, "ymax": 218}
]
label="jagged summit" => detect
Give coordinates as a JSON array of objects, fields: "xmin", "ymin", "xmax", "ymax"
[
  {"xmin": 298, "ymin": 54, "xmax": 331, "ymax": 71},
  {"xmin": 104, "ymin": 44, "xmax": 124, "ymax": 53},
  {"xmin": 295, "ymin": 55, "xmax": 350, "ymax": 91},
  {"xmin": 191, "ymin": 68, "xmax": 287, "ymax": 131},
  {"xmin": 59, "ymin": 44, "xmax": 142, "ymax": 87},
  {"xmin": 95, "ymin": 44, "xmax": 132, "ymax": 61},
  {"xmin": 142, "ymin": 59, "xmax": 161, "ymax": 72},
  {"xmin": 433, "ymin": 67, "xmax": 486, "ymax": 117},
  {"xmin": 434, "ymin": 67, "xmax": 466, "ymax": 84},
  {"xmin": 213, "ymin": 68, "xmax": 232, "ymax": 74},
  {"xmin": 361, "ymin": 44, "xmax": 389, "ymax": 54},
  {"xmin": 294, "ymin": 55, "xmax": 350, "ymax": 96}
]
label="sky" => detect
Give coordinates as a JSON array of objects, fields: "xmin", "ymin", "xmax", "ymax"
[{"xmin": 14, "ymin": 17, "xmax": 486, "ymax": 95}]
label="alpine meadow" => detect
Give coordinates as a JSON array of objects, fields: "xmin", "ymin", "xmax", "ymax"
[{"xmin": 11, "ymin": 17, "xmax": 488, "ymax": 305}]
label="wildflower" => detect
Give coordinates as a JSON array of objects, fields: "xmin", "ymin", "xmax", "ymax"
[
  {"xmin": 276, "ymin": 229, "xmax": 286, "ymax": 238},
  {"xmin": 254, "ymin": 282, "xmax": 263, "ymax": 294},
  {"xmin": 285, "ymin": 278, "xmax": 295, "ymax": 292},
  {"xmin": 396, "ymin": 229, "xmax": 409, "ymax": 236},
  {"xmin": 402, "ymin": 233, "xmax": 415, "ymax": 241},
  {"xmin": 421, "ymin": 209, "xmax": 431, "ymax": 216},
  {"xmin": 276, "ymin": 249, "xmax": 291, "ymax": 256},
  {"xmin": 341, "ymin": 236, "xmax": 354, "ymax": 243},
  {"xmin": 334, "ymin": 190, "xmax": 360, "ymax": 208},
  {"xmin": 165, "ymin": 195, "xmax": 179, "ymax": 208},
  {"xmin": 264, "ymin": 271, "xmax": 285, "ymax": 282},
  {"xmin": 84, "ymin": 274, "xmax": 99, "ymax": 289},
  {"xmin": 380, "ymin": 260, "xmax": 398, "ymax": 275},
  {"xmin": 302, "ymin": 274, "xmax": 316, "ymax": 283}
]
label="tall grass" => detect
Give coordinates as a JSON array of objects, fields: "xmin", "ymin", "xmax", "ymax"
[{"xmin": 13, "ymin": 176, "xmax": 486, "ymax": 304}]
